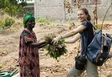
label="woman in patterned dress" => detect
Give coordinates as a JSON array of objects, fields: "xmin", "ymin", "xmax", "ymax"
[{"xmin": 19, "ymin": 13, "xmax": 48, "ymax": 77}]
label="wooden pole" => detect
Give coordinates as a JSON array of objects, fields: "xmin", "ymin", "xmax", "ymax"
[
  {"xmin": 101, "ymin": 0, "xmax": 112, "ymax": 28},
  {"xmin": 95, "ymin": 0, "xmax": 98, "ymax": 28}
]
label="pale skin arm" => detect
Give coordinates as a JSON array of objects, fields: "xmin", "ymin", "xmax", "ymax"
[
  {"xmin": 65, "ymin": 33, "xmax": 81, "ymax": 43},
  {"xmin": 53, "ymin": 25, "xmax": 87, "ymax": 43}
]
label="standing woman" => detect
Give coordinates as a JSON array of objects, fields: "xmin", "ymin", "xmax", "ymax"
[
  {"xmin": 52, "ymin": 8, "xmax": 98, "ymax": 77},
  {"xmin": 18, "ymin": 13, "xmax": 48, "ymax": 77}
]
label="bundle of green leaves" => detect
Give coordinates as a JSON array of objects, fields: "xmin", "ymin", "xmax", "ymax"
[{"xmin": 44, "ymin": 35, "xmax": 67, "ymax": 60}]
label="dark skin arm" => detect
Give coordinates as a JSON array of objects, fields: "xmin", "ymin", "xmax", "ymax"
[{"xmin": 29, "ymin": 41, "xmax": 48, "ymax": 48}]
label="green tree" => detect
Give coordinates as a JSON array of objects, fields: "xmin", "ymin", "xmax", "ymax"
[
  {"xmin": 0, "ymin": 0, "xmax": 27, "ymax": 16},
  {"xmin": 0, "ymin": 0, "xmax": 6, "ymax": 8}
]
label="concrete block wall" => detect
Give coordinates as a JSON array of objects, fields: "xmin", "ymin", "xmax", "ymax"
[
  {"xmin": 34, "ymin": 0, "xmax": 112, "ymax": 20},
  {"xmin": 34, "ymin": 0, "xmax": 65, "ymax": 20},
  {"xmin": 97, "ymin": 0, "xmax": 112, "ymax": 20},
  {"xmin": 83, "ymin": 0, "xmax": 112, "ymax": 20},
  {"xmin": 66, "ymin": 0, "xmax": 112, "ymax": 20}
]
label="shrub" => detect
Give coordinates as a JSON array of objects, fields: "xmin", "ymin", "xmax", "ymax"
[
  {"xmin": 37, "ymin": 17, "xmax": 49, "ymax": 23},
  {"xmin": 4, "ymin": 18, "xmax": 15, "ymax": 27},
  {"xmin": 0, "ymin": 22, "xmax": 4, "ymax": 30}
]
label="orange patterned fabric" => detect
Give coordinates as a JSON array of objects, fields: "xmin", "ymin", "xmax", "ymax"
[{"xmin": 19, "ymin": 28, "xmax": 40, "ymax": 77}]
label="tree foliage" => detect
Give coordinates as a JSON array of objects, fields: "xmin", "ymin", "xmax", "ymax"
[{"xmin": 0, "ymin": 0, "xmax": 27, "ymax": 16}]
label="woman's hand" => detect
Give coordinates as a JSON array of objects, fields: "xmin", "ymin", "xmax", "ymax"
[{"xmin": 52, "ymin": 36, "xmax": 61, "ymax": 44}]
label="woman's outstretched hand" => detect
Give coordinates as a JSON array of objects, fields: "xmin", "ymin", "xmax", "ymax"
[{"xmin": 52, "ymin": 36, "xmax": 61, "ymax": 44}]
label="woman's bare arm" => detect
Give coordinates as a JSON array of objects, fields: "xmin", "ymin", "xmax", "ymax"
[
  {"xmin": 65, "ymin": 33, "xmax": 81, "ymax": 43},
  {"xmin": 52, "ymin": 25, "xmax": 87, "ymax": 44},
  {"xmin": 29, "ymin": 41, "xmax": 48, "ymax": 48},
  {"xmin": 60, "ymin": 25, "xmax": 87, "ymax": 39}
]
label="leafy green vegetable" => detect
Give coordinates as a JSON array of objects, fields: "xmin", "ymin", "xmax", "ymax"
[{"xmin": 44, "ymin": 35, "xmax": 67, "ymax": 60}]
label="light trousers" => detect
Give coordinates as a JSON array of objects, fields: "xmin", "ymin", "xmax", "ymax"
[
  {"xmin": 67, "ymin": 59, "xmax": 98, "ymax": 77},
  {"xmin": 67, "ymin": 52, "xmax": 112, "ymax": 77}
]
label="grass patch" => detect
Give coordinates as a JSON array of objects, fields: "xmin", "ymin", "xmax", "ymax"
[{"xmin": 36, "ymin": 17, "xmax": 52, "ymax": 23}]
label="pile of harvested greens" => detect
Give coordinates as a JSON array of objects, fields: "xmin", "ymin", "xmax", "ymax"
[{"xmin": 44, "ymin": 35, "xmax": 67, "ymax": 60}]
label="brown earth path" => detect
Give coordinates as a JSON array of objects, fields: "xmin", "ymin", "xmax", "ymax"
[{"xmin": 0, "ymin": 23, "xmax": 112, "ymax": 77}]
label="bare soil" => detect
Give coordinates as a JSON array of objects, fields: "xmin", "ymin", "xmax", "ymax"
[{"xmin": 0, "ymin": 23, "xmax": 112, "ymax": 77}]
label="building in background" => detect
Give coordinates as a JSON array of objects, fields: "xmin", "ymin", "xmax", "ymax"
[
  {"xmin": 34, "ymin": 0, "xmax": 112, "ymax": 20},
  {"xmin": 34, "ymin": 0, "xmax": 65, "ymax": 20},
  {"xmin": 18, "ymin": 0, "xmax": 34, "ymax": 14}
]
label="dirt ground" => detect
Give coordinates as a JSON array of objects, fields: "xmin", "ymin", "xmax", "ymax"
[{"xmin": 0, "ymin": 23, "xmax": 112, "ymax": 77}]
